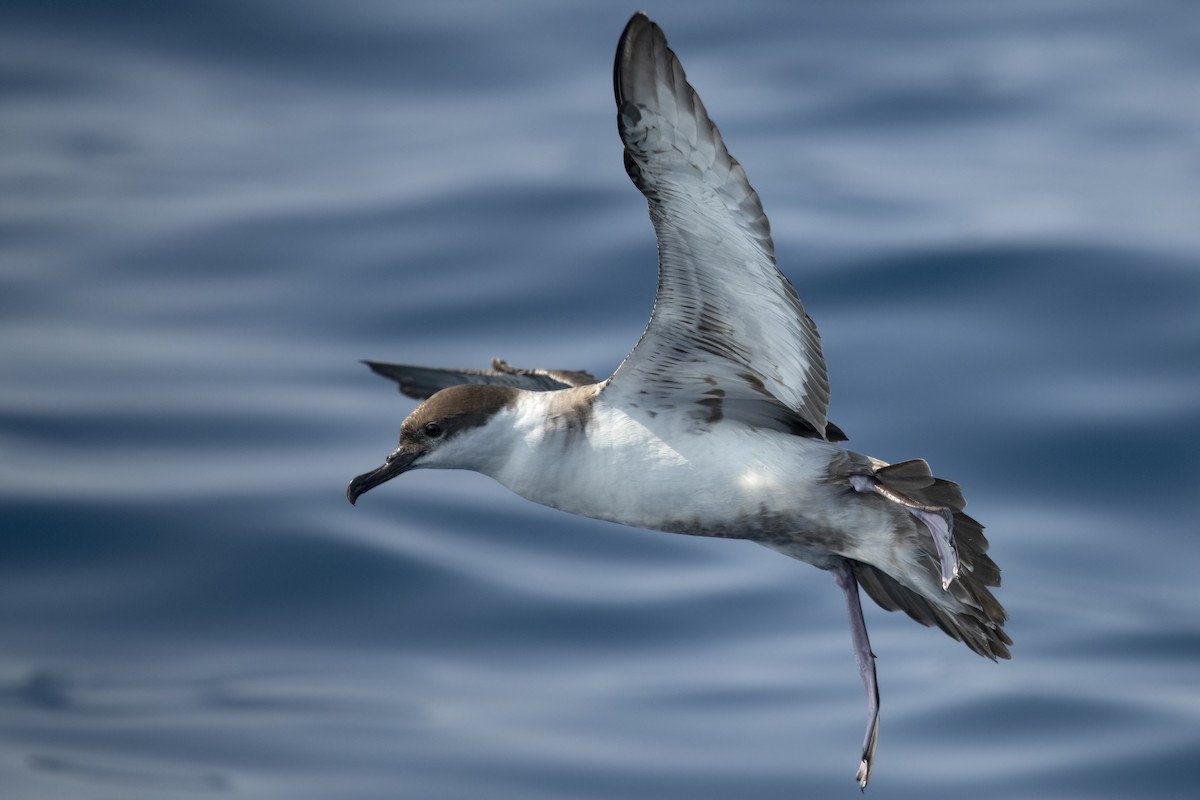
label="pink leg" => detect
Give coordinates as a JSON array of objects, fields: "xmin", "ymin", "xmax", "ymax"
[{"xmin": 832, "ymin": 559, "xmax": 879, "ymax": 790}]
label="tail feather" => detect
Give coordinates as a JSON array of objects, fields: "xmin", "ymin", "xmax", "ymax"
[{"xmin": 854, "ymin": 557, "xmax": 1011, "ymax": 660}]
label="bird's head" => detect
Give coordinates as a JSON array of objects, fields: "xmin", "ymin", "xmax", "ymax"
[{"xmin": 346, "ymin": 383, "xmax": 519, "ymax": 504}]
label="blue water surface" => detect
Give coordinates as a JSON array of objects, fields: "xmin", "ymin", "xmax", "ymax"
[{"xmin": 3, "ymin": 1, "xmax": 1199, "ymax": 797}]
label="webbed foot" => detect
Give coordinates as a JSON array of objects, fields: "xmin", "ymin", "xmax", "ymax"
[{"xmin": 850, "ymin": 474, "xmax": 959, "ymax": 590}]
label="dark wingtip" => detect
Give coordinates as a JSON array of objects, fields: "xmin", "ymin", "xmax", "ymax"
[
  {"xmin": 614, "ymin": 12, "xmax": 655, "ymax": 105},
  {"xmin": 618, "ymin": 12, "xmax": 653, "ymax": 55}
]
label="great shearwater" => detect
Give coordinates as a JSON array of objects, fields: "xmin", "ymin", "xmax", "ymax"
[{"xmin": 348, "ymin": 13, "xmax": 1009, "ymax": 788}]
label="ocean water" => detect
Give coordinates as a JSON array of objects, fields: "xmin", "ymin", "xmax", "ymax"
[{"xmin": 2, "ymin": 1, "xmax": 1199, "ymax": 797}]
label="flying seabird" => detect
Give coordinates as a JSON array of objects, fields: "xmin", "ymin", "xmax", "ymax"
[{"xmin": 348, "ymin": 13, "xmax": 1009, "ymax": 788}]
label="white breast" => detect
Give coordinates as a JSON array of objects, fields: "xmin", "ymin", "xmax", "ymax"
[{"xmin": 486, "ymin": 392, "xmax": 834, "ymax": 535}]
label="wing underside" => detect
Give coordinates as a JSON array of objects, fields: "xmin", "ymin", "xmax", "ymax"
[{"xmin": 606, "ymin": 14, "xmax": 836, "ymax": 440}]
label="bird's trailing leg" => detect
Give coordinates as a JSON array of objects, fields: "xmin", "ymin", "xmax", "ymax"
[
  {"xmin": 832, "ymin": 559, "xmax": 879, "ymax": 790},
  {"xmin": 849, "ymin": 474, "xmax": 959, "ymax": 589}
]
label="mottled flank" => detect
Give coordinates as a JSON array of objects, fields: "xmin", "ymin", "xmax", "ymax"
[{"xmin": 541, "ymin": 384, "xmax": 602, "ymax": 433}]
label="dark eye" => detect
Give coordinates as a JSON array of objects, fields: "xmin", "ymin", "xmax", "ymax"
[{"xmin": 423, "ymin": 422, "xmax": 443, "ymax": 438}]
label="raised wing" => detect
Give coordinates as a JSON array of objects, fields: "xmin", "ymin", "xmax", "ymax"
[
  {"xmin": 605, "ymin": 13, "xmax": 840, "ymax": 440},
  {"xmin": 364, "ymin": 358, "xmax": 598, "ymax": 400}
]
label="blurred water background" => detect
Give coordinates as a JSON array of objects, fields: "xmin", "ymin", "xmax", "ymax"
[{"xmin": 3, "ymin": 1, "xmax": 1199, "ymax": 797}]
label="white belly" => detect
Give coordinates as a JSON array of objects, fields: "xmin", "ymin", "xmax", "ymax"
[{"xmin": 489, "ymin": 399, "xmax": 840, "ymax": 538}]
